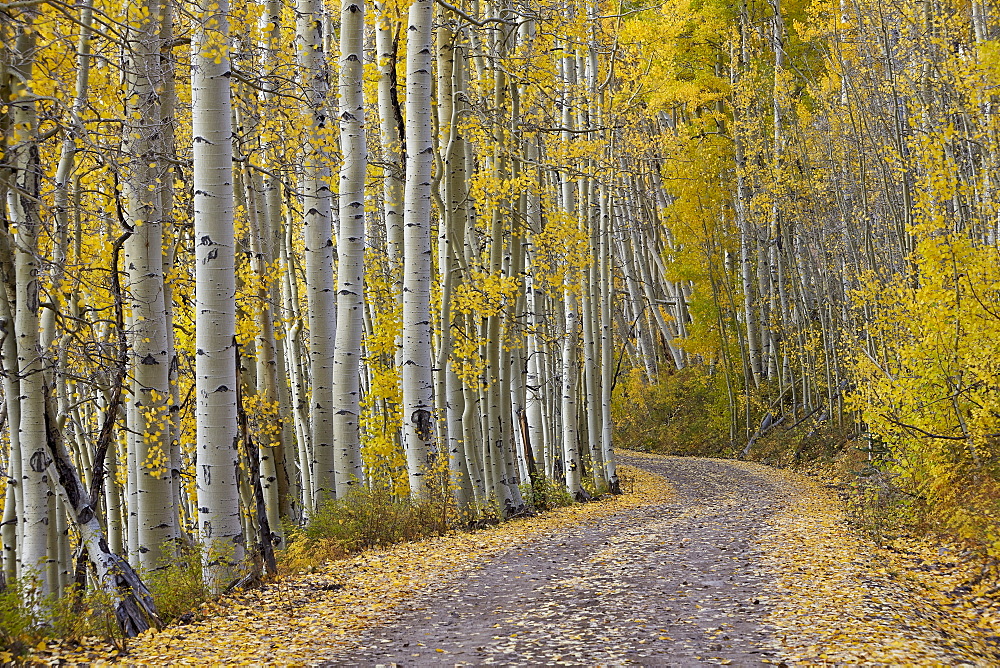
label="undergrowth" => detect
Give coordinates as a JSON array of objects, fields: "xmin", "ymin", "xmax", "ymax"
[
  {"xmin": 278, "ymin": 468, "xmax": 609, "ymax": 574},
  {"xmin": 611, "ymin": 366, "xmax": 733, "ymax": 457},
  {"xmin": 520, "ymin": 475, "xmax": 574, "ymax": 511},
  {"xmin": 0, "ymin": 550, "xmax": 213, "ymax": 659},
  {"xmin": 144, "ymin": 548, "xmax": 214, "ymax": 624},
  {"xmin": 279, "ymin": 485, "xmax": 452, "ymax": 574},
  {"xmin": 0, "ymin": 580, "xmax": 115, "ymax": 658}
]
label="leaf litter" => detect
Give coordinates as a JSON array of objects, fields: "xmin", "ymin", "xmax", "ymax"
[
  {"xmin": 36, "ymin": 465, "xmax": 671, "ymax": 665},
  {"xmin": 30, "ymin": 453, "xmax": 1000, "ymax": 665},
  {"xmin": 757, "ymin": 469, "xmax": 1000, "ymax": 665}
]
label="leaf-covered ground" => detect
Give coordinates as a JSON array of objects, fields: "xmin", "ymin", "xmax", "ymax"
[
  {"xmin": 36, "ymin": 453, "xmax": 1000, "ymax": 665},
  {"xmin": 40, "ymin": 465, "xmax": 673, "ymax": 665},
  {"xmin": 759, "ymin": 469, "xmax": 1000, "ymax": 664}
]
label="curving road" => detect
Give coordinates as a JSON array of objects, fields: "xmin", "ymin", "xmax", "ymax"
[{"xmin": 321, "ymin": 455, "xmax": 792, "ymax": 666}]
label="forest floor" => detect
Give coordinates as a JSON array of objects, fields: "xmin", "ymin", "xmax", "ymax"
[{"xmin": 43, "ymin": 453, "xmax": 1000, "ymax": 666}]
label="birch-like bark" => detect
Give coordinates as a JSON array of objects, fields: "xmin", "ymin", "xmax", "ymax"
[
  {"xmin": 192, "ymin": 0, "xmax": 244, "ymax": 590},
  {"xmin": 332, "ymin": 0, "xmax": 367, "ymax": 494},
  {"xmin": 561, "ymin": 290, "xmax": 584, "ymax": 498},
  {"xmin": 375, "ymin": 0, "xmax": 404, "ymax": 271},
  {"xmin": 122, "ymin": 0, "xmax": 175, "ymax": 570},
  {"xmin": 0, "ymin": 17, "xmax": 23, "ymax": 583},
  {"xmin": 239, "ymin": 0, "xmax": 292, "ymax": 534},
  {"xmin": 767, "ymin": 0, "xmax": 788, "ymax": 386},
  {"xmin": 0, "ymin": 291, "xmax": 20, "ymax": 580},
  {"xmin": 279, "ymin": 212, "xmax": 314, "ymax": 511},
  {"xmin": 244, "ymin": 164, "xmax": 284, "ymax": 540},
  {"xmin": 158, "ymin": 0, "xmax": 184, "ymax": 546},
  {"xmin": 401, "ymin": 0, "xmax": 437, "ymax": 500},
  {"xmin": 42, "ymin": 388, "xmax": 158, "ymax": 636},
  {"xmin": 437, "ymin": 27, "xmax": 474, "ymax": 508},
  {"xmin": 598, "ymin": 182, "xmax": 618, "ymax": 491},
  {"xmin": 559, "ymin": 46, "xmax": 585, "ymax": 499},
  {"xmin": 7, "ymin": 16, "xmax": 54, "ymax": 591},
  {"xmin": 580, "ymin": 181, "xmax": 606, "ymax": 490},
  {"xmin": 732, "ymin": 19, "xmax": 762, "ymax": 388},
  {"xmin": 296, "ymin": 0, "xmax": 338, "ymax": 504}
]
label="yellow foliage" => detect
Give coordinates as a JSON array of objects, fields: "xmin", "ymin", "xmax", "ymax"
[{"xmin": 848, "ymin": 235, "xmax": 1000, "ymax": 554}]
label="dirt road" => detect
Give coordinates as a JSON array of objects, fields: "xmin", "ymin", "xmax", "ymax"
[
  {"xmin": 321, "ymin": 455, "xmax": 795, "ymax": 666},
  {"xmin": 111, "ymin": 453, "xmax": 997, "ymax": 666}
]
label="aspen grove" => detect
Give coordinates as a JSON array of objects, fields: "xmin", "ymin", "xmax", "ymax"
[{"xmin": 2, "ymin": 0, "xmax": 1000, "ymax": 636}]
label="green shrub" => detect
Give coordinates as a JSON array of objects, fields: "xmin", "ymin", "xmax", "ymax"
[
  {"xmin": 519, "ymin": 475, "xmax": 573, "ymax": 511},
  {"xmin": 144, "ymin": 547, "xmax": 212, "ymax": 625},
  {"xmin": 612, "ymin": 365, "xmax": 734, "ymax": 456},
  {"xmin": 0, "ymin": 580, "xmax": 39, "ymax": 656},
  {"xmin": 279, "ymin": 486, "xmax": 451, "ymax": 573},
  {"xmin": 0, "ymin": 578, "xmax": 120, "ymax": 658}
]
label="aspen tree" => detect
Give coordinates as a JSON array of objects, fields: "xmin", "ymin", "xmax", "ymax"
[
  {"xmin": 375, "ymin": 0, "xmax": 404, "ymax": 272},
  {"xmin": 296, "ymin": 0, "xmax": 338, "ymax": 504},
  {"xmin": 0, "ymin": 12, "xmax": 23, "ymax": 583},
  {"xmin": 766, "ymin": 0, "xmax": 788, "ymax": 387},
  {"xmin": 332, "ymin": 0, "xmax": 367, "ymax": 493},
  {"xmin": 436, "ymin": 23, "xmax": 474, "ymax": 508},
  {"xmin": 278, "ymin": 211, "xmax": 315, "ymax": 509},
  {"xmin": 122, "ymin": 0, "xmax": 175, "ymax": 570},
  {"xmin": 401, "ymin": 0, "xmax": 437, "ymax": 500},
  {"xmin": 452, "ymin": 41, "xmax": 488, "ymax": 503},
  {"xmin": 0, "ymin": 273, "xmax": 20, "ymax": 581},
  {"xmin": 7, "ymin": 11, "xmax": 55, "ymax": 592},
  {"xmin": 558, "ymin": 43, "xmax": 585, "ymax": 500},
  {"xmin": 158, "ymin": 0, "xmax": 185, "ymax": 546},
  {"xmin": 483, "ymin": 7, "xmax": 526, "ymax": 515},
  {"xmin": 373, "ymin": 2, "xmax": 405, "ymax": 475},
  {"xmin": 598, "ymin": 182, "xmax": 618, "ymax": 491},
  {"xmin": 236, "ymin": 0, "xmax": 293, "ymax": 535},
  {"xmin": 523, "ymin": 138, "xmax": 549, "ymax": 478},
  {"xmin": 732, "ymin": 10, "xmax": 763, "ymax": 388},
  {"xmin": 42, "ymin": 389, "xmax": 158, "ymax": 636},
  {"xmin": 191, "ymin": 0, "xmax": 244, "ymax": 590},
  {"xmin": 243, "ymin": 161, "xmax": 285, "ymax": 540}
]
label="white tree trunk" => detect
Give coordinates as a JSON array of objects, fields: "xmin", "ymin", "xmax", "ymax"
[
  {"xmin": 244, "ymin": 164, "xmax": 284, "ymax": 541},
  {"xmin": 192, "ymin": 0, "xmax": 245, "ymax": 590},
  {"xmin": 437, "ymin": 28, "xmax": 474, "ymax": 508},
  {"xmin": 332, "ymin": 0, "xmax": 367, "ymax": 494},
  {"xmin": 0, "ymin": 294, "xmax": 21, "ymax": 580},
  {"xmin": 296, "ymin": 0, "xmax": 338, "ymax": 504},
  {"xmin": 401, "ymin": 0, "xmax": 437, "ymax": 500},
  {"xmin": 561, "ymin": 290, "xmax": 583, "ymax": 499},
  {"xmin": 375, "ymin": 0, "xmax": 404, "ymax": 270},
  {"xmin": 7, "ymin": 18, "xmax": 54, "ymax": 592},
  {"xmin": 598, "ymin": 183, "xmax": 618, "ymax": 491},
  {"xmin": 122, "ymin": 0, "xmax": 175, "ymax": 571},
  {"xmin": 42, "ymin": 386, "xmax": 158, "ymax": 636}
]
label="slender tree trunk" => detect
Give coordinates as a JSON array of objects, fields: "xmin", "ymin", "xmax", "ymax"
[
  {"xmin": 296, "ymin": 0, "xmax": 338, "ymax": 504},
  {"xmin": 332, "ymin": 0, "xmax": 367, "ymax": 494},
  {"xmin": 401, "ymin": 0, "xmax": 437, "ymax": 500},
  {"xmin": 122, "ymin": 0, "xmax": 175, "ymax": 570},
  {"xmin": 192, "ymin": 0, "xmax": 245, "ymax": 590},
  {"xmin": 437, "ymin": 27, "xmax": 474, "ymax": 509},
  {"xmin": 7, "ymin": 15, "xmax": 54, "ymax": 592},
  {"xmin": 43, "ymin": 386, "xmax": 158, "ymax": 636}
]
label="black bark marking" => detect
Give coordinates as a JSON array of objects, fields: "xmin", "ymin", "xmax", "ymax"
[
  {"xmin": 412, "ymin": 408, "xmax": 433, "ymax": 441},
  {"xmin": 29, "ymin": 450, "xmax": 50, "ymax": 473}
]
